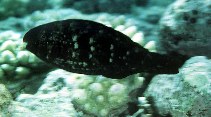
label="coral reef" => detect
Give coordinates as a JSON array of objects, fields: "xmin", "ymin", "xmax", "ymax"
[
  {"xmin": 0, "ymin": 17, "xmax": 25, "ymax": 32},
  {"xmin": 0, "ymin": 7, "xmax": 161, "ymax": 116},
  {"xmin": 131, "ymin": 5, "xmax": 167, "ymax": 52},
  {"xmin": 0, "ymin": 0, "xmax": 49, "ymax": 20},
  {"xmin": 0, "ymin": 31, "xmax": 47, "ymax": 80},
  {"xmin": 0, "ymin": 85, "xmax": 79, "ymax": 117},
  {"xmin": 0, "ymin": 1, "xmax": 208, "ymax": 116},
  {"xmin": 0, "ymin": 31, "xmax": 52, "ymax": 98},
  {"xmin": 144, "ymin": 56, "xmax": 211, "ymax": 117},
  {"xmin": 131, "ymin": 97, "xmax": 154, "ymax": 117},
  {"xmin": 132, "ymin": 6, "xmax": 166, "ymax": 24},
  {"xmin": 0, "ymin": 7, "xmax": 159, "ymax": 52},
  {"xmin": 60, "ymin": 0, "xmax": 138, "ymax": 13},
  {"xmin": 8, "ymin": 91, "xmax": 79, "ymax": 117},
  {"xmin": 148, "ymin": 0, "xmax": 175, "ymax": 6},
  {"xmin": 36, "ymin": 69, "xmax": 144, "ymax": 116},
  {"xmin": 24, "ymin": 9, "xmax": 156, "ymax": 52},
  {"xmin": 0, "ymin": 7, "xmax": 159, "ymax": 116},
  {"xmin": 135, "ymin": 0, "xmax": 149, "ymax": 6},
  {"xmin": 4, "ymin": 8, "xmax": 154, "ymax": 53},
  {"xmin": 0, "ymin": 0, "xmax": 29, "ymax": 20},
  {"xmin": 159, "ymin": 0, "xmax": 211, "ymax": 57}
]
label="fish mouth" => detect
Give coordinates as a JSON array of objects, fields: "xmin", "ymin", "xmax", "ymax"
[
  {"xmin": 23, "ymin": 35, "xmax": 28, "ymax": 43},
  {"xmin": 21, "ymin": 42, "xmax": 28, "ymax": 50},
  {"xmin": 23, "ymin": 30, "xmax": 31, "ymax": 43}
]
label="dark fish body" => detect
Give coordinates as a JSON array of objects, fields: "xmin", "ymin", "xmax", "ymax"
[{"xmin": 23, "ymin": 19, "xmax": 188, "ymax": 79}]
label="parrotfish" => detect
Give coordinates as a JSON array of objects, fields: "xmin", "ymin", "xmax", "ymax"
[{"xmin": 23, "ymin": 19, "xmax": 188, "ymax": 79}]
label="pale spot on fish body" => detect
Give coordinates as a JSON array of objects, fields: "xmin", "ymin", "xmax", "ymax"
[
  {"xmin": 74, "ymin": 43, "xmax": 78, "ymax": 49},
  {"xmin": 74, "ymin": 62, "xmax": 77, "ymax": 65},
  {"xmin": 126, "ymin": 51, "xmax": 130, "ymax": 55},
  {"xmin": 78, "ymin": 62, "xmax": 83, "ymax": 65},
  {"xmin": 111, "ymin": 53, "xmax": 114, "ymax": 57},
  {"xmin": 62, "ymin": 41, "xmax": 67, "ymax": 44},
  {"xmin": 89, "ymin": 37, "xmax": 94, "ymax": 44},
  {"xmin": 89, "ymin": 54, "xmax": 93, "ymax": 59},
  {"xmin": 72, "ymin": 35, "xmax": 78, "ymax": 42},
  {"xmin": 54, "ymin": 58, "xmax": 65, "ymax": 65},
  {"xmin": 83, "ymin": 62, "xmax": 88, "ymax": 67},
  {"xmin": 91, "ymin": 46, "xmax": 95, "ymax": 51},
  {"xmin": 110, "ymin": 44, "xmax": 114, "ymax": 50},
  {"xmin": 72, "ymin": 52, "xmax": 76, "ymax": 58},
  {"xmin": 66, "ymin": 61, "xmax": 73, "ymax": 64},
  {"xmin": 99, "ymin": 30, "xmax": 104, "ymax": 34},
  {"xmin": 109, "ymin": 58, "xmax": 113, "ymax": 63}
]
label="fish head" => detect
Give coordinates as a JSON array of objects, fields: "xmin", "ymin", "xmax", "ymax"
[
  {"xmin": 23, "ymin": 24, "xmax": 51, "ymax": 58},
  {"xmin": 23, "ymin": 21, "xmax": 60, "ymax": 58}
]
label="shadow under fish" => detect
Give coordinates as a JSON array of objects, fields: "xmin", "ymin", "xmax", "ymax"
[{"xmin": 23, "ymin": 19, "xmax": 189, "ymax": 79}]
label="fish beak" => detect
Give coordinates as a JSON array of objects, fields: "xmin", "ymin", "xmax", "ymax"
[{"xmin": 23, "ymin": 37, "xmax": 26, "ymax": 42}]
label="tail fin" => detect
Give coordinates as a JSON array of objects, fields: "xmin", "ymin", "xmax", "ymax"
[{"xmin": 138, "ymin": 51, "xmax": 189, "ymax": 74}]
